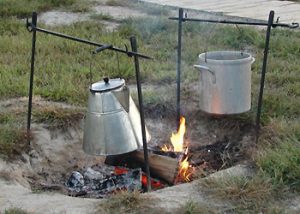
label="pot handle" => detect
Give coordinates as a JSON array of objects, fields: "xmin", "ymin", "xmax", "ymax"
[{"xmin": 194, "ymin": 65, "xmax": 216, "ymax": 84}]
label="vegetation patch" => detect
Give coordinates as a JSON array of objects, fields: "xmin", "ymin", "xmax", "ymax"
[
  {"xmin": 200, "ymin": 175, "xmax": 282, "ymax": 213},
  {"xmin": 176, "ymin": 200, "xmax": 217, "ymax": 214},
  {"xmin": 0, "ymin": 0, "xmax": 77, "ymax": 18},
  {"xmin": 99, "ymin": 190, "xmax": 159, "ymax": 214},
  {"xmin": 105, "ymin": 0, "xmax": 131, "ymax": 7},
  {"xmin": 256, "ymin": 137, "xmax": 300, "ymax": 191},
  {"xmin": 0, "ymin": 126, "xmax": 30, "ymax": 160},
  {"xmin": 4, "ymin": 207, "xmax": 28, "ymax": 214},
  {"xmin": 32, "ymin": 106, "xmax": 84, "ymax": 130}
]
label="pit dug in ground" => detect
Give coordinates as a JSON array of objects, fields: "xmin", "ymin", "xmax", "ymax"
[{"xmin": 0, "ymin": 90, "xmax": 256, "ymax": 199}]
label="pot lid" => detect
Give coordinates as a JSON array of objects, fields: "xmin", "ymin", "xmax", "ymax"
[{"xmin": 90, "ymin": 78, "xmax": 125, "ymax": 93}]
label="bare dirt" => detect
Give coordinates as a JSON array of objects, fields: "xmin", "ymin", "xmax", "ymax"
[{"xmin": 38, "ymin": 3, "xmax": 149, "ymax": 31}]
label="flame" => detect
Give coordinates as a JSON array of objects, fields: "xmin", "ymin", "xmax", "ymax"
[
  {"xmin": 161, "ymin": 116, "xmax": 194, "ymax": 182},
  {"xmin": 178, "ymin": 156, "xmax": 194, "ymax": 182},
  {"xmin": 161, "ymin": 144, "xmax": 172, "ymax": 152},
  {"xmin": 171, "ymin": 117, "xmax": 186, "ymax": 152},
  {"xmin": 162, "ymin": 116, "xmax": 186, "ymax": 152}
]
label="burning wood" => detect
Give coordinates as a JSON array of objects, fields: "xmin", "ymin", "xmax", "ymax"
[
  {"xmin": 161, "ymin": 116, "xmax": 195, "ymax": 183},
  {"xmin": 104, "ymin": 116, "xmax": 195, "ymax": 186}
]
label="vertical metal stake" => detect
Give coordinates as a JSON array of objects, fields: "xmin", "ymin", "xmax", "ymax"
[
  {"xmin": 130, "ymin": 36, "xmax": 151, "ymax": 192},
  {"xmin": 176, "ymin": 8, "xmax": 183, "ymax": 127},
  {"xmin": 256, "ymin": 11, "xmax": 274, "ymax": 143},
  {"xmin": 27, "ymin": 12, "xmax": 37, "ymax": 145}
]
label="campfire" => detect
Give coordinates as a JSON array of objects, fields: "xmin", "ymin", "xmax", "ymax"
[{"xmin": 64, "ymin": 116, "xmax": 195, "ymax": 198}]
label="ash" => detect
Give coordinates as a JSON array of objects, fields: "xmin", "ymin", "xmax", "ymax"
[{"xmin": 65, "ymin": 165, "xmax": 142, "ymax": 198}]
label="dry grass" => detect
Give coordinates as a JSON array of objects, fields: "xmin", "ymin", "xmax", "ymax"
[
  {"xmin": 98, "ymin": 190, "xmax": 161, "ymax": 214},
  {"xmin": 175, "ymin": 200, "xmax": 218, "ymax": 214},
  {"xmin": 32, "ymin": 106, "xmax": 84, "ymax": 130},
  {"xmin": 200, "ymin": 175, "xmax": 279, "ymax": 213},
  {"xmin": 0, "ymin": 127, "xmax": 31, "ymax": 160},
  {"xmin": 0, "ymin": 171, "xmax": 13, "ymax": 181}
]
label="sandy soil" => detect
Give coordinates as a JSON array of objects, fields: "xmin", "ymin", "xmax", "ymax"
[{"xmin": 38, "ymin": 4, "xmax": 149, "ymax": 31}]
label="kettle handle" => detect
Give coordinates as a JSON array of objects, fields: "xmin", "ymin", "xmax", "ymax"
[{"xmin": 194, "ymin": 65, "xmax": 216, "ymax": 84}]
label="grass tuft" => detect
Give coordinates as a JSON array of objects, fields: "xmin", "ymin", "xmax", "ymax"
[
  {"xmin": 105, "ymin": 0, "xmax": 131, "ymax": 7},
  {"xmin": 201, "ymin": 174, "xmax": 276, "ymax": 213},
  {"xmin": 176, "ymin": 200, "xmax": 217, "ymax": 214},
  {"xmin": 4, "ymin": 207, "xmax": 28, "ymax": 214},
  {"xmin": 0, "ymin": 126, "xmax": 30, "ymax": 160},
  {"xmin": 99, "ymin": 190, "xmax": 158, "ymax": 214},
  {"xmin": 32, "ymin": 107, "xmax": 84, "ymax": 130},
  {"xmin": 256, "ymin": 136, "xmax": 300, "ymax": 191}
]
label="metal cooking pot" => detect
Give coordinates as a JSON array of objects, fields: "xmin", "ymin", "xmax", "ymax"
[
  {"xmin": 194, "ymin": 51, "xmax": 255, "ymax": 115},
  {"xmin": 83, "ymin": 78, "xmax": 150, "ymax": 155}
]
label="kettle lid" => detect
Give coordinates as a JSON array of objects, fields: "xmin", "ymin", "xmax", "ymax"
[{"xmin": 90, "ymin": 78, "xmax": 125, "ymax": 93}]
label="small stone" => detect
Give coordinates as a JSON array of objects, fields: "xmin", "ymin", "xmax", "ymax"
[
  {"xmin": 66, "ymin": 171, "xmax": 84, "ymax": 188},
  {"xmin": 84, "ymin": 167, "xmax": 104, "ymax": 181}
]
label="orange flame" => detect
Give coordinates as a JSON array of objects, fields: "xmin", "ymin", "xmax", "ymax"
[
  {"xmin": 170, "ymin": 117, "xmax": 186, "ymax": 152},
  {"xmin": 178, "ymin": 157, "xmax": 194, "ymax": 182},
  {"xmin": 162, "ymin": 116, "xmax": 186, "ymax": 152},
  {"xmin": 161, "ymin": 116, "xmax": 194, "ymax": 182}
]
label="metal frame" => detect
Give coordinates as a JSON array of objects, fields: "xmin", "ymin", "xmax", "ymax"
[
  {"xmin": 130, "ymin": 36, "xmax": 151, "ymax": 191},
  {"xmin": 26, "ymin": 12, "xmax": 152, "ymax": 191},
  {"xmin": 171, "ymin": 8, "xmax": 298, "ymax": 142}
]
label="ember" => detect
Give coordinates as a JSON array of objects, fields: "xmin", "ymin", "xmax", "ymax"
[
  {"xmin": 65, "ymin": 165, "xmax": 164, "ymax": 198},
  {"xmin": 114, "ymin": 167, "xmax": 164, "ymax": 189},
  {"xmin": 65, "ymin": 167, "xmax": 142, "ymax": 198}
]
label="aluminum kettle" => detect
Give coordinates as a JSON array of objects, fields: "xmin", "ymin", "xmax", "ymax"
[{"xmin": 83, "ymin": 78, "xmax": 151, "ymax": 155}]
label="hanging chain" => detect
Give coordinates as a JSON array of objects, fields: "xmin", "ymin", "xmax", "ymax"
[
  {"xmin": 204, "ymin": 22, "xmax": 217, "ymax": 62},
  {"xmin": 89, "ymin": 50, "xmax": 94, "ymax": 86},
  {"xmin": 235, "ymin": 24, "xmax": 245, "ymax": 55},
  {"xmin": 116, "ymin": 51, "xmax": 120, "ymax": 74}
]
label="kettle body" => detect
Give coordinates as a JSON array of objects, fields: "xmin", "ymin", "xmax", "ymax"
[{"xmin": 83, "ymin": 78, "xmax": 150, "ymax": 155}]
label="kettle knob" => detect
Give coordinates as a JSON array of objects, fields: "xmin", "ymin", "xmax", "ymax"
[{"xmin": 103, "ymin": 77, "xmax": 109, "ymax": 84}]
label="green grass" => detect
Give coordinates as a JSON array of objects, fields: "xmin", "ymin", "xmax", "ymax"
[
  {"xmin": 105, "ymin": 0, "xmax": 131, "ymax": 7},
  {"xmin": 4, "ymin": 207, "xmax": 28, "ymax": 214},
  {"xmin": 256, "ymin": 137, "xmax": 300, "ymax": 191},
  {"xmin": 0, "ymin": 0, "xmax": 77, "ymax": 18},
  {"xmin": 90, "ymin": 13, "xmax": 115, "ymax": 21}
]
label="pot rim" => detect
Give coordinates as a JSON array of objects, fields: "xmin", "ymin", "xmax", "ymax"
[{"xmin": 199, "ymin": 51, "xmax": 254, "ymax": 65}]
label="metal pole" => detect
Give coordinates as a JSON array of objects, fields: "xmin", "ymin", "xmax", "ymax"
[
  {"xmin": 168, "ymin": 17, "xmax": 298, "ymax": 29},
  {"xmin": 256, "ymin": 11, "xmax": 274, "ymax": 143},
  {"xmin": 176, "ymin": 8, "xmax": 183, "ymax": 127},
  {"xmin": 26, "ymin": 26, "xmax": 151, "ymax": 59},
  {"xmin": 130, "ymin": 36, "xmax": 151, "ymax": 192},
  {"xmin": 27, "ymin": 12, "xmax": 37, "ymax": 144}
]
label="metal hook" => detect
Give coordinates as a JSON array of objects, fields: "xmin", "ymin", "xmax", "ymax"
[
  {"xmin": 26, "ymin": 18, "xmax": 33, "ymax": 32},
  {"xmin": 93, "ymin": 44, "xmax": 113, "ymax": 54},
  {"xmin": 288, "ymin": 22, "xmax": 299, "ymax": 29},
  {"xmin": 125, "ymin": 44, "xmax": 133, "ymax": 57}
]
